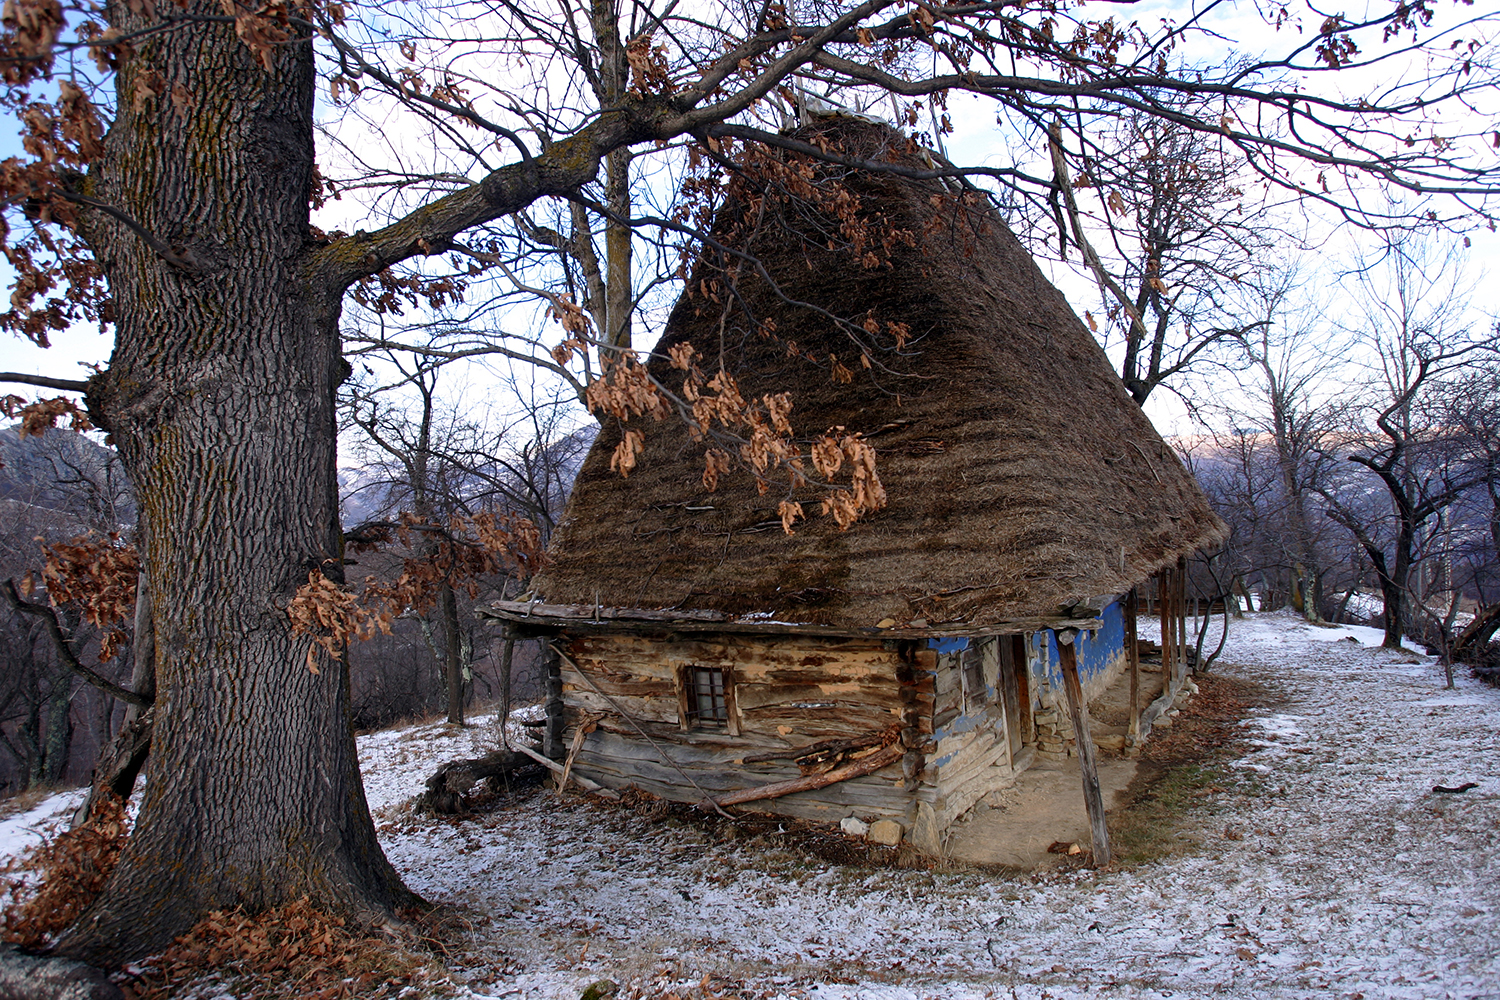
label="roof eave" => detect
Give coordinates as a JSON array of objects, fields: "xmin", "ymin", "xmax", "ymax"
[{"xmin": 478, "ymin": 599, "xmax": 1103, "ymax": 639}]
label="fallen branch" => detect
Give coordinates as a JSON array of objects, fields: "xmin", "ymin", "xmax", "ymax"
[
  {"xmin": 419, "ymin": 749, "xmax": 538, "ymax": 813},
  {"xmin": 710, "ymin": 741, "xmax": 903, "ymax": 808}
]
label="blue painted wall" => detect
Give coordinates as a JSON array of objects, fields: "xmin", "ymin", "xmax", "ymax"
[{"xmin": 1030, "ymin": 599, "xmax": 1126, "ymax": 695}]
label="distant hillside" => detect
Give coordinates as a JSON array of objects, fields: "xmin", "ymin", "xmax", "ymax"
[{"xmin": 0, "ymin": 424, "xmax": 135, "ymax": 530}]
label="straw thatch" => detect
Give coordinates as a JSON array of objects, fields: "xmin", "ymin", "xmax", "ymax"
[{"xmin": 527, "ymin": 120, "xmax": 1226, "ymax": 632}]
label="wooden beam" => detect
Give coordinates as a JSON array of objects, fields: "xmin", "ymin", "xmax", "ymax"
[
  {"xmin": 1158, "ymin": 568, "xmax": 1173, "ymax": 697},
  {"xmin": 1011, "ymin": 634, "xmax": 1033, "ymax": 745},
  {"xmin": 481, "ymin": 599, "xmax": 1103, "ymax": 640},
  {"xmin": 512, "ymin": 743, "xmax": 620, "ymax": 799},
  {"xmin": 1125, "ymin": 587, "xmax": 1140, "ymax": 740},
  {"xmin": 1058, "ymin": 633, "xmax": 1111, "ymax": 867},
  {"xmin": 711, "ymin": 741, "xmax": 903, "ymax": 808},
  {"xmin": 1177, "ymin": 556, "xmax": 1188, "ymax": 683},
  {"xmin": 542, "ymin": 644, "xmax": 565, "ymax": 758}
]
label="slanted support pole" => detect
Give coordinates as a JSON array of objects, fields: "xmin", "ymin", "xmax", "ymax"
[
  {"xmin": 1159, "ymin": 568, "xmax": 1174, "ymax": 697},
  {"xmin": 1177, "ymin": 556, "xmax": 1188, "ymax": 685},
  {"xmin": 1125, "ymin": 587, "xmax": 1140, "ymax": 740},
  {"xmin": 1057, "ymin": 630, "xmax": 1111, "ymax": 867}
]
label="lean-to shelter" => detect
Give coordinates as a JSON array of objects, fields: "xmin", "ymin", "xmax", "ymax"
[{"xmin": 483, "ymin": 120, "xmax": 1227, "ymax": 854}]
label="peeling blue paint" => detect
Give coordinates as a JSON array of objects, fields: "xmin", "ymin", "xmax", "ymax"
[
  {"xmin": 932, "ymin": 709, "xmax": 988, "ymax": 745},
  {"xmin": 1034, "ymin": 600, "xmax": 1126, "ymax": 689},
  {"xmin": 927, "ymin": 636, "xmax": 970, "ymax": 653}
]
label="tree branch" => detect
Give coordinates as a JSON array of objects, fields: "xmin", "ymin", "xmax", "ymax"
[
  {"xmin": 0, "ymin": 372, "xmax": 92, "ymax": 393},
  {"xmin": 2, "ymin": 580, "xmax": 152, "ymax": 709}
]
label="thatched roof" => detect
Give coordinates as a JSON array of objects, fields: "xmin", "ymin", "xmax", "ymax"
[{"xmin": 516, "ymin": 121, "xmax": 1226, "ymax": 634}]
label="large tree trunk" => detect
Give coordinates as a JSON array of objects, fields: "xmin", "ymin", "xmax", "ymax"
[
  {"xmin": 56, "ymin": 1, "xmax": 415, "ymax": 964},
  {"xmin": 1381, "ymin": 526, "xmax": 1414, "ymax": 650}
]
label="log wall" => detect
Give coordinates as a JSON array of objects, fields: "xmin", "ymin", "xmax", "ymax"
[
  {"xmin": 547, "ymin": 622, "xmax": 1122, "ymax": 854},
  {"xmin": 905, "ymin": 636, "xmax": 1034, "ymax": 852},
  {"xmin": 555, "ymin": 632, "xmax": 934, "ymax": 824}
]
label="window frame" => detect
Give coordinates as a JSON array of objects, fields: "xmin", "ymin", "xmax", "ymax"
[{"xmin": 676, "ymin": 664, "xmax": 740, "ymax": 735}]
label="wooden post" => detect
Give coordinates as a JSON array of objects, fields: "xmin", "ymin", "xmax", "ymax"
[
  {"xmin": 1125, "ymin": 588, "xmax": 1140, "ymax": 739},
  {"xmin": 542, "ymin": 643, "xmax": 565, "ymax": 759},
  {"xmin": 1011, "ymin": 634, "xmax": 1033, "ymax": 745},
  {"xmin": 1177, "ymin": 556, "xmax": 1189, "ymax": 683},
  {"xmin": 1058, "ymin": 633, "xmax": 1111, "ymax": 867},
  {"xmin": 1159, "ymin": 567, "xmax": 1174, "ymax": 696}
]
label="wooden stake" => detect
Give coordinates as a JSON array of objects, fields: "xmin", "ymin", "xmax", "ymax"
[
  {"xmin": 513, "ymin": 743, "xmax": 619, "ymax": 799},
  {"xmin": 1177, "ymin": 556, "xmax": 1188, "ymax": 683},
  {"xmin": 1159, "ymin": 568, "xmax": 1173, "ymax": 695},
  {"xmin": 1125, "ymin": 588, "xmax": 1140, "ymax": 739},
  {"xmin": 558, "ymin": 713, "xmax": 602, "ymax": 791},
  {"xmin": 1058, "ymin": 634, "xmax": 1111, "ymax": 867}
]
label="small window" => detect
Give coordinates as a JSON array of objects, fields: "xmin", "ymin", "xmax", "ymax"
[
  {"xmin": 677, "ymin": 665, "xmax": 738, "ymax": 734},
  {"xmin": 685, "ymin": 667, "xmax": 728, "ymax": 727}
]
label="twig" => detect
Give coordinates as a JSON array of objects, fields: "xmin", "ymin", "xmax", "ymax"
[{"xmin": 1130, "ymin": 441, "xmax": 1163, "ymax": 485}]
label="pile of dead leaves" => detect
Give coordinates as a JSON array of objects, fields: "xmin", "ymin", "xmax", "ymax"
[
  {"xmin": 1, "ymin": 793, "xmax": 129, "ymax": 949},
  {"xmin": 124, "ymin": 898, "xmax": 455, "ymax": 1000},
  {"xmin": 1141, "ymin": 674, "xmax": 1269, "ymax": 770}
]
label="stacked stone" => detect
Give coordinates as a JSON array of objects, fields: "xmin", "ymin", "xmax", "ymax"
[{"xmin": 1032, "ymin": 706, "xmax": 1074, "ymax": 761}]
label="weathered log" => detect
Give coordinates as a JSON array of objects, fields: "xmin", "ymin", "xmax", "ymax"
[
  {"xmin": 710, "ymin": 741, "xmax": 903, "ymax": 808},
  {"xmin": 0, "ymin": 947, "xmax": 123, "ymax": 1000},
  {"xmin": 739, "ymin": 730, "xmax": 888, "ymax": 771},
  {"xmin": 1059, "ymin": 635, "xmax": 1111, "ymax": 867},
  {"xmin": 420, "ymin": 750, "xmax": 539, "ymax": 814}
]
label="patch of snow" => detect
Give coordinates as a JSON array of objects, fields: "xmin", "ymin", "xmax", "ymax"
[
  {"xmin": 0, "ymin": 790, "xmax": 84, "ymax": 866},
  {"xmin": 381, "ymin": 608, "xmax": 1495, "ymax": 999}
]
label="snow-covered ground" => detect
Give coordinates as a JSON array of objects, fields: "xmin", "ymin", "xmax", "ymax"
[{"xmin": 2, "ymin": 613, "xmax": 1497, "ymax": 999}]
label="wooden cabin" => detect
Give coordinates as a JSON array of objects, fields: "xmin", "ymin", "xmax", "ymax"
[{"xmin": 482, "ymin": 121, "xmax": 1226, "ymax": 854}]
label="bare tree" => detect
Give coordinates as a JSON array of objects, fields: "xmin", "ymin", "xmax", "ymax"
[
  {"xmin": 1228, "ymin": 268, "xmax": 1353, "ymax": 620},
  {"xmin": 343, "ymin": 349, "xmax": 588, "ymax": 724},
  {"xmin": 1439, "ymin": 355, "xmax": 1500, "ymax": 664},
  {"xmin": 1046, "ymin": 92, "xmax": 1279, "ymax": 405},
  {"xmin": 1321, "ymin": 242, "xmax": 1499, "ymax": 651}
]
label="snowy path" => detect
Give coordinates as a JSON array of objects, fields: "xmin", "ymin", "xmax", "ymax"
[
  {"xmin": 371, "ymin": 613, "xmax": 1500, "ymax": 1000},
  {"xmin": 0, "ymin": 613, "xmax": 1494, "ymax": 999}
]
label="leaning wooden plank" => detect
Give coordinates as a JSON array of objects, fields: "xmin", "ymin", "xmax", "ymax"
[
  {"xmin": 558, "ymin": 714, "xmax": 602, "ymax": 791},
  {"xmin": 711, "ymin": 742, "xmax": 904, "ymax": 808},
  {"xmin": 1059, "ymin": 636, "xmax": 1111, "ymax": 866},
  {"xmin": 512, "ymin": 743, "xmax": 620, "ymax": 799}
]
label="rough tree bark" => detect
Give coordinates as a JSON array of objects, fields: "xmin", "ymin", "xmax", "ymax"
[
  {"xmin": 54, "ymin": 2, "xmax": 415, "ymax": 963},
  {"xmin": 45, "ymin": 0, "xmax": 691, "ymax": 958}
]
